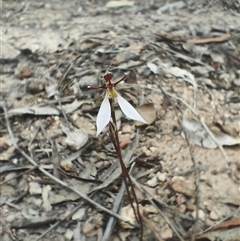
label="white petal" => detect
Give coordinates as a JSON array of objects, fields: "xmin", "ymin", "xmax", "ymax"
[
  {"xmin": 117, "ymin": 95, "xmax": 147, "ymax": 124},
  {"xmin": 96, "ymin": 96, "xmax": 111, "ymax": 136}
]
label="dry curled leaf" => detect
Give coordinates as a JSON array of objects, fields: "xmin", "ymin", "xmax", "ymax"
[
  {"xmin": 182, "ymin": 113, "xmax": 240, "ymax": 148},
  {"xmin": 135, "ymin": 103, "xmax": 156, "ymax": 126},
  {"xmin": 119, "ymin": 204, "xmax": 143, "ymax": 229}
]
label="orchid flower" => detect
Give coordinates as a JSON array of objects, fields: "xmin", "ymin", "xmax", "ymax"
[{"xmin": 90, "ymin": 70, "xmax": 147, "ymax": 136}]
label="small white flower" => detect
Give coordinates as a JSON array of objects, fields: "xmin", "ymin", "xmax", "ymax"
[
  {"xmin": 96, "ymin": 91, "xmax": 147, "ymax": 136},
  {"xmin": 89, "ymin": 70, "xmax": 147, "ymax": 136}
]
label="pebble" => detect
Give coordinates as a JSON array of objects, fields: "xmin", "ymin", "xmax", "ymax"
[
  {"xmin": 192, "ymin": 209, "xmax": 205, "ymax": 221},
  {"xmin": 206, "ymin": 218, "xmax": 214, "ymax": 226},
  {"xmin": 122, "ymin": 124, "xmax": 132, "ymax": 133},
  {"xmin": 209, "ymin": 210, "xmax": 218, "ymax": 220},
  {"xmin": 233, "ymin": 78, "xmax": 240, "ymax": 86},
  {"xmin": 144, "ymin": 205, "xmax": 158, "ymax": 214},
  {"xmin": 72, "ymin": 208, "xmax": 85, "ymax": 220},
  {"xmin": 150, "ymin": 146, "xmax": 157, "ymax": 153},
  {"xmin": 35, "ymin": 199, "xmax": 42, "ymax": 207},
  {"xmin": 29, "ymin": 182, "xmax": 42, "ymax": 195},
  {"xmin": 157, "ymin": 172, "xmax": 167, "ymax": 182},
  {"xmin": 146, "ymin": 176, "xmax": 158, "ymax": 187},
  {"xmin": 169, "ymin": 176, "xmax": 195, "ymax": 197},
  {"xmin": 64, "ymin": 229, "xmax": 74, "ymax": 240}
]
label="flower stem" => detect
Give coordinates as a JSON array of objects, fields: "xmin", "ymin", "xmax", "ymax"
[{"xmin": 109, "ymin": 98, "xmax": 143, "ymax": 240}]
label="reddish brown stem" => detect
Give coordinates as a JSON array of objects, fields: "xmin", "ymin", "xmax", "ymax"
[{"xmin": 109, "ymin": 98, "xmax": 143, "ymax": 240}]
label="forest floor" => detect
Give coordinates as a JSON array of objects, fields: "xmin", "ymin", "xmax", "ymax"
[{"xmin": 1, "ymin": 0, "xmax": 240, "ymax": 241}]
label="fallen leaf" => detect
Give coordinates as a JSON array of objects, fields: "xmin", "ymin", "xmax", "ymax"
[
  {"xmin": 147, "ymin": 62, "xmax": 159, "ymax": 74},
  {"xmin": 119, "ymin": 204, "xmax": 143, "ymax": 229},
  {"xmin": 166, "ymin": 66, "xmax": 197, "ymax": 90},
  {"xmin": 135, "ymin": 103, "xmax": 156, "ymax": 126},
  {"xmin": 45, "ymin": 83, "xmax": 58, "ymax": 98},
  {"xmin": 61, "ymin": 124, "xmax": 88, "ymax": 150},
  {"xmin": 62, "ymin": 99, "xmax": 84, "ymax": 114},
  {"xmin": 8, "ymin": 105, "xmax": 60, "ymax": 116},
  {"xmin": 147, "ymin": 62, "xmax": 197, "ymax": 90},
  {"xmin": 182, "ymin": 112, "xmax": 240, "ymax": 148},
  {"xmin": 125, "ymin": 69, "xmax": 138, "ymax": 84},
  {"xmin": 72, "ymin": 208, "xmax": 85, "ymax": 221},
  {"xmin": 105, "ymin": 0, "xmax": 135, "ymax": 8},
  {"xmin": 210, "ymin": 217, "xmax": 240, "ymax": 231}
]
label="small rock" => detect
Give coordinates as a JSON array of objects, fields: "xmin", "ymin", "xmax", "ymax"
[
  {"xmin": 29, "ymin": 182, "xmax": 42, "ymax": 195},
  {"xmin": 233, "ymin": 78, "xmax": 240, "ymax": 86},
  {"xmin": 45, "ymin": 3, "xmax": 51, "ymax": 9},
  {"xmin": 122, "ymin": 124, "xmax": 132, "ymax": 133},
  {"xmin": 35, "ymin": 199, "xmax": 42, "ymax": 207},
  {"xmin": 150, "ymin": 146, "xmax": 157, "ymax": 153},
  {"xmin": 64, "ymin": 229, "xmax": 74, "ymax": 240},
  {"xmin": 206, "ymin": 218, "xmax": 214, "ymax": 226},
  {"xmin": 143, "ymin": 205, "xmax": 158, "ymax": 214},
  {"xmin": 6, "ymin": 214, "xmax": 15, "ymax": 223},
  {"xmin": 72, "ymin": 208, "xmax": 85, "ymax": 220},
  {"xmin": 146, "ymin": 175, "xmax": 158, "ymax": 187},
  {"xmin": 169, "ymin": 176, "xmax": 195, "ymax": 197},
  {"xmin": 4, "ymin": 172, "xmax": 18, "ymax": 186},
  {"xmin": 153, "ymin": 216, "xmax": 160, "ymax": 222},
  {"xmin": 204, "ymin": 200, "xmax": 215, "ymax": 212},
  {"xmin": 186, "ymin": 203, "xmax": 196, "ymax": 211},
  {"xmin": 192, "ymin": 209, "xmax": 205, "ymax": 221},
  {"xmin": 157, "ymin": 172, "xmax": 167, "ymax": 182},
  {"xmin": 209, "ymin": 210, "xmax": 218, "ymax": 220}
]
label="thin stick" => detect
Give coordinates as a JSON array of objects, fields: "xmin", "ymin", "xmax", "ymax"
[
  {"xmin": 56, "ymin": 63, "xmax": 73, "ymax": 129},
  {"xmin": 197, "ymin": 206, "xmax": 240, "ymax": 235}
]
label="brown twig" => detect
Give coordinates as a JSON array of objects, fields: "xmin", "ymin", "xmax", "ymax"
[{"xmin": 187, "ymin": 33, "xmax": 231, "ymax": 44}]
